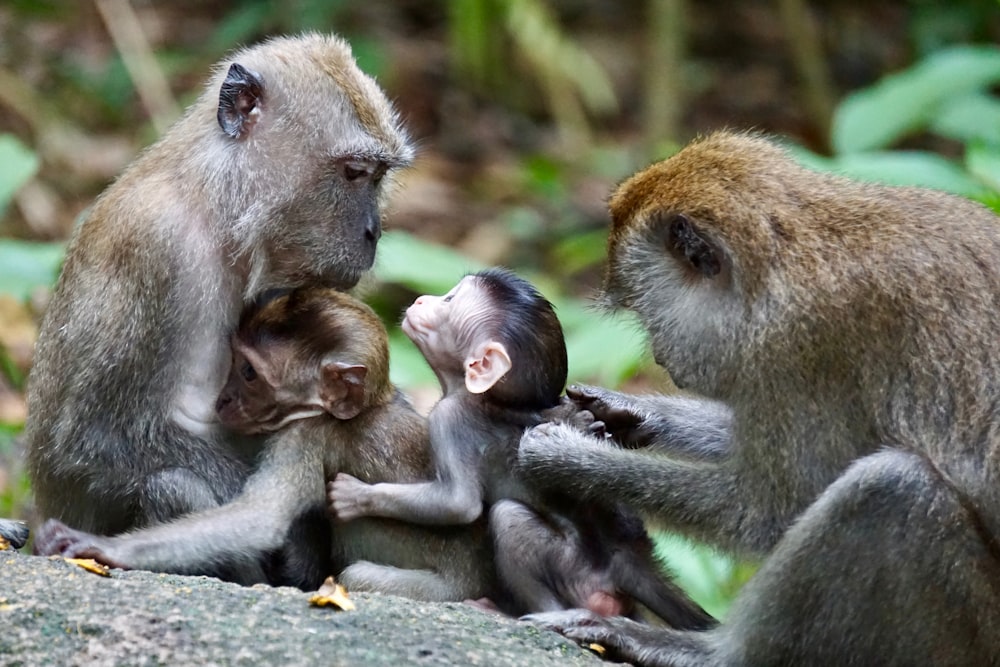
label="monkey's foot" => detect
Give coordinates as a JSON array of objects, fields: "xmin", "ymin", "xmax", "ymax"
[
  {"xmin": 464, "ymin": 597, "xmax": 506, "ymax": 616},
  {"xmin": 523, "ymin": 609, "xmax": 671, "ymax": 666},
  {"xmin": 32, "ymin": 519, "xmax": 126, "ymax": 568},
  {"xmin": 0, "ymin": 518, "xmax": 30, "ymax": 550}
]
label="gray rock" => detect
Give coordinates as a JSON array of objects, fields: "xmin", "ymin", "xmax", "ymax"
[{"xmin": 0, "ymin": 550, "xmax": 602, "ymax": 666}]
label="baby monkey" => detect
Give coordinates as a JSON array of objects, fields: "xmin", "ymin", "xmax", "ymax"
[
  {"xmin": 38, "ymin": 287, "xmax": 492, "ymax": 599},
  {"xmin": 215, "ymin": 286, "xmax": 493, "ymax": 599},
  {"xmin": 330, "ymin": 268, "xmax": 712, "ymax": 628}
]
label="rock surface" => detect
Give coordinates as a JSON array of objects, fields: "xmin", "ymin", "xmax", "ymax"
[{"xmin": 0, "ymin": 550, "xmax": 602, "ymax": 666}]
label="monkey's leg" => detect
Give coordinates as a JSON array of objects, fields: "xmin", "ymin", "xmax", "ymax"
[
  {"xmin": 610, "ymin": 548, "xmax": 715, "ymax": 631},
  {"xmin": 35, "ymin": 434, "xmax": 325, "ymax": 585},
  {"xmin": 528, "ymin": 449, "xmax": 1000, "ymax": 666},
  {"xmin": 489, "ymin": 499, "xmax": 578, "ymax": 614},
  {"xmin": 337, "ymin": 561, "xmax": 470, "ymax": 602}
]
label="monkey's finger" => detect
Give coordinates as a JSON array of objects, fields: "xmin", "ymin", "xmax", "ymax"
[
  {"xmin": 588, "ymin": 420, "xmax": 610, "ymax": 438},
  {"xmin": 565, "ymin": 385, "xmax": 602, "ymax": 405},
  {"xmin": 521, "ymin": 609, "xmax": 605, "ymax": 633}
]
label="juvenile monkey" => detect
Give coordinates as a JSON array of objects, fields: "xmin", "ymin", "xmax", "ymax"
[
  {"xmin": 34, "ymin": 287, "xmax": 493, "ymax": 599},
  {"xmin": 517, "ymin": 131, "xmax": 1000, "ymax": 665},
  {"xmin": 330, "ymin": 269, "xmax": 712, "ymax": 628},
  {"xmin": 28, "ymin": 33, "xmax": 413, "ymax": 567}
]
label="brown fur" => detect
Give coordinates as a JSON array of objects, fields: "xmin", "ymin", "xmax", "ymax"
[{"xmin": 519, "ymin": 131, "xmax": 1000, "ymax": 665}]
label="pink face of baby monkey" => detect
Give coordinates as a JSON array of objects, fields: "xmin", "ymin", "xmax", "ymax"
[{"xmin": 401, "ymin": 276, "xmax": 513, "ymax": 395}]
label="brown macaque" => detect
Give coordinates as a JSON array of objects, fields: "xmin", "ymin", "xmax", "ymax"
[
  {"xmin": 516, "ymin": 131, "xmax": 1000, "ymax": 665},
  {"xmin": 330, "ymin": 268, "xmax": 712, "ymax": 628},
  {"xmin": 28, "ymin": 33, "xmax": 413, "ymax": 583},
  {"xmin": 33, "ymin": 288, "xmax": 493, "ymax": 599}
]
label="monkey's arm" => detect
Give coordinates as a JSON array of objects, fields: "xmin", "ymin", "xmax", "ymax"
[
  {"xmin": 518, "ymin": 422, "xmax": 775, "ymax": 554},
  {"xmin": 34, "ymin": 430, "xmax": 325, "ymax": 582},
  {"xmin": 566, "ymin": 385, "xmax": 733, "ymax": 460},
  {"xmin": 329, "ymin": 406, "xmax": 484, "ymax": 526}
]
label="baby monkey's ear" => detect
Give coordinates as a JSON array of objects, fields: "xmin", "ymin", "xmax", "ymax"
[
  {"xmin": 464, "ymin": 341, "xmax": 512, "ymax": 394},
  {"xmin": 319, "ymin": 362, "xmax": 368, "ymax": 420}
]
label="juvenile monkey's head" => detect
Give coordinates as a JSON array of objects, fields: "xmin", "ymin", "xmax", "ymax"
[
  {"xmin": 216, "ymin": 287, "xmax": 390, "ymax": 434},
  {"xmin": 402, "ymin": 268, "xmax": 567, "ymax": 410},
  {"xmin": 178, "ymin": 33, "xmax": 414, "ymax": 293}
]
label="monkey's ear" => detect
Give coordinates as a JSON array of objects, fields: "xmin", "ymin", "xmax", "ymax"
[
  {"xmin": 218, "ymin": 63, "xmax": 264, "ymax": 139},
  {"xmin": 465, "ymin": 342, "xmax": 512, "ymax": 394},
  {"xmin": 662, "ymin": 213, "xmax": 722, "ymax": 278},
  {"xmin": 318, "ymin": 362, "xmax": 368, "ymax": 420}
]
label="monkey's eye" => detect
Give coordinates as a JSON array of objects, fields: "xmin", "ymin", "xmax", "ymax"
[
  {"xmin": 665, "ymin": 214, "xmax": 721, "ymax": 278},
  {"xmin": 442, "ymin": 294, "xmax": 454, "ymax": 303},
  {"xmin": 343, "ymin": 162, "xmax": 368, "ymax": 181},
  {"xmin": 241, "ymin": 362, "xmax": 258, "ymax": 382}
]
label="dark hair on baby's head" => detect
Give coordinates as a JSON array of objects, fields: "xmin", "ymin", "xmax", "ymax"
[{"xmin": 472, "ymin": 268, "xmax": 567, "ymax": 410}]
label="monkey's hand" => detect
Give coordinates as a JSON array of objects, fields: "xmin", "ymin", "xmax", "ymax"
[
  {"xmin": 523, "ymin": 609, "xmax": 699, "ymax": 667},
  {"xmin": 566, "ymin": 385, "xmax": 658, "ymax": 448},
  {"xmin": 327, "ymin": 473, "xmax": 374, "ymax": 522},
  {"xmin": 32, "ymin": 519, "xmax": 129, "ymax": 569},
  {"xmin": 540, "ymin": 396, "xmax": 608, "ymax": 438}
]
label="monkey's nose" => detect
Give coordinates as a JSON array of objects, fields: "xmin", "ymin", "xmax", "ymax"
[
  {"xmin": 215, "ymin": 395, "xmax": 232, "ymax": 413},
  {"xmin": 365, "ymin": 214, "xmax": 381, "ymax": 242}
]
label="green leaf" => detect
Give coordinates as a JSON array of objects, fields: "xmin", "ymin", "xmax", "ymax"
[
  {"xmin": 654, "ymin": 532, "xmax": 756, "ymax": 619},
  {"xmin": 0, "ymin": 134, "xmax": 40, "ymax": 214},
  {"xmin": 208, "ymin": 2, "xmax": 274, "ymax": 52},
  {"xmin": 832, "ymin": 45, "xmax": 1000, "ymax": 153},
  {"xmin": 551, "ymin": 228, "xmax": 608, "ymax": 276},
  {"xmin": 556, "ymin": 300, "xmax": 648, "ymax": 386},
  {"xmin": 0, "ymin": 239, "xmax": 65, "ymax": 301},
  {"xmin": 821, "ymin": 151, "xmax": 986, "ymax": 197},
  {"xmin": 931, "ymin": 92, "xmax": 1000, "ymax": 147},
  {"xmin": 375, "ymin": 231, "xmax": 485, "ymax": 295},
  {"xmin": 966, "ymin": 143, "xmax": 1000, "ymax": 192},
  {"xmin": 387, "ymin": 329, "xmax": 436, "ymax": 389}
]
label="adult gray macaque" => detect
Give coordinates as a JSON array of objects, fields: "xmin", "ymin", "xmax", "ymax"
[
  {"xmin": 517, "ymin": 130, "xmax": 1000, "ymax": 666},
  {"xmin": 29, "ymin": 33, "xmax": 413, "ymax": 586}
]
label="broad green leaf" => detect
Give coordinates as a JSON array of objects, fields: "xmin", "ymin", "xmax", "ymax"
[
  {"xmin": 375, "ymin": 231, "xmax": 485, "ymax": 295},
  {"xmin": 387, "ymin": 329, "xmax": 436, "ymax": 390},
  {"xmin": 832, "ymin": 45, "xmax": 1000, "ymax": 153},
  {"xmin": 966, "ymin": 143, "xmax": 1000, "ymax": 192},
  {"xmin": 556, "ymin": 300, "xmax": 649, "ymax": 387},
  {"xmin": 931, "ymin": 92, "xmax": 1000, "ymax": 146},
  {"xmin": 0, "ymin": 134, "xmax": 40, "ymax": 214},
  {"xmin": 551, "ymin": 228, "xmax": 608, "ymax": 276},
  {"xmin": 821, "ymin": 151, "xmax": 985, "ymax": 197},
  {"xmin": 0, "ymin": 239, "xmax": 64, "ymax": 301},
  {"xmin": 654, "ymin": 532, "xmax": 756, "ymax": 619}
]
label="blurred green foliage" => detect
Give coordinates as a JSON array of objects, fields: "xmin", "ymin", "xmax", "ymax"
[
  {"xmin": 448, "ymin": 0, "xmax": 617, "ymax": 140},
  {"xmin": 795, "ymin": 44, "xmax": 1000, "ymax": 211},
  {"xmin": 0, "ymin": 135, "xmax": 64, "ymax": 302},
  {"xmin": 1, "ymin": 0, "xmax": 999, "ymax": 617}
]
